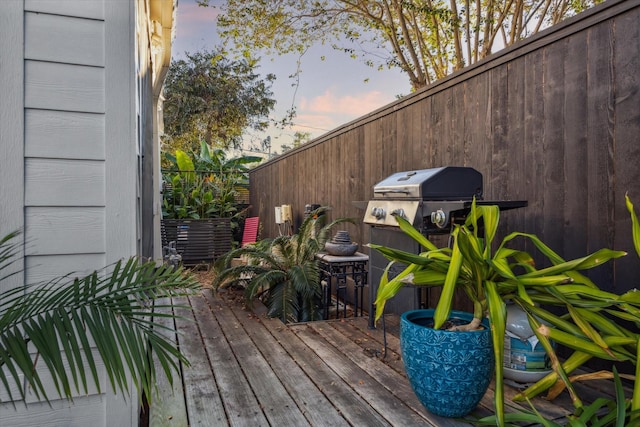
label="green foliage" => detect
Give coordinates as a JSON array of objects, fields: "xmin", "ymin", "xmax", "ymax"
[
  {"xmin": 162, "ymin": 142, "xmax": 261, "ymax": 222},
  {"xmin": 474, "ymin": 367, "xmax": 640, "ymax": 426},
  {"xmin": 212, "ymin": 207, "xmax": 355, "ymax": 323},
  {"xmin": 206, "ymin": 0, "xmax": 603, "ymax": 90},
  {"xmin": 0, "ymin": 231, "xmax": 200, "ymax": 404},
  {"xmin": 370, "ymin": 199, "xmax": 637, "ymax": 425},
  {"xmin": 292, "ymin": 131, "xmax": 312, "ymax": 147},
  {"xmin": 162, "ymin": 172, "xmax": 221, "ymax": 219},
  {"xmin": 627, "ymin": 194, "xmax": 640, "ymax": 260},
  {"xmin": 162, "ymin": 49, "xmax": 281, "ymax": 153},
  {"xmin": 281, "ymin": 131, "xmax": 313, "ymax": 153}
]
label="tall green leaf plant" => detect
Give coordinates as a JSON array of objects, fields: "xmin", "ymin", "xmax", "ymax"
[
  {"xmin": 370, "ymin": 198, "xmax": 634, "ymax": 425},
  {"xmin": 475, "ymin": 194, "xmax": 640, "ymax": 426}
]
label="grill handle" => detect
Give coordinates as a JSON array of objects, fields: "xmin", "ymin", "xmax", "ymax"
[{"xmin": 373, "ymin": 189, "xmax": 410, "ymax": 194}]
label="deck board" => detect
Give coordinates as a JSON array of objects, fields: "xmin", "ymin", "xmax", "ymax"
[
  {"xmin": 150, "ymin": 289, "xmax": 626, "ymax": 427},
  {"xmin": 203, "ymin": 294, "xmax": 311, "ymax": 426},
  {"xmin": 329, "ymin": 317, "xmax": 406, "ymax": 375},
  {"xmin": 173, "ymin": 297, "xmax": 228, "ymax": 426},
  {"xmin": 188, "ymin": 294, "xmax": 269, "ymax": 427},
  {"xmin": 149, "ymin": 299, "xmax": 188, "ymax": 427},
  {"xmin": 204, "ymin": 292, "xmax": 349, "ymax": 427},
  {"xmin": 304, "ymin": 321, "xmax": 468, "ymax": 426},
  {"xmin": 295, "ymin": 323, "xmax": 465, "ymax": 427},
  {"xmin": 254, "ymin": 310, "xmax": 392, "ymax": 427}
]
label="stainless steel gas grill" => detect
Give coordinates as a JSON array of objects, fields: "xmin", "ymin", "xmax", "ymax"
[{"xmin": 363, "ymin": 166, "xmax": 527, "ymax": 327}]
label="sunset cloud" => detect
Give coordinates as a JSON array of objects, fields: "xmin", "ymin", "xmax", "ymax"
[
  {"xmin": 291, "ymin": 88, "xmax": 396, "ymax": 137},
  {"xmin": 299, "ymin": 88, "xmax": 391, "ymax": 117},
  {"xmin": 291, "ymin": 114, "xmax": 336, "ymax": 134}
]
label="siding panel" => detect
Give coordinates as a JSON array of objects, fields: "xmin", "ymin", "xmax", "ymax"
[
  {"xmin": 522, "ymin": 49, "xmax": 545, "ymax": 256},
  {"xmin": 24, "ymin": 349, "xmax": 106, "ymax": 404},
  {"xmin": 25, "ymin": 0, "xmax": 105, "ymax": 20},
  {"xmin": 541, "ymin": 40, "xmax": 567, "ymax": 259},
  {"xmin": 585, "ymin": 20, "xmax": 615, "ymax": 289},
  {"xmin": 25, "ymin": 254, "xmax": 106, "ymax": 284},
  {"xmin": 0, "ymin": 0, "xmax": 25, "ymax": 293},
  {"xmin": 0, "ymin": 394, "xmax": 107, "ymax": 426},
  {"xmin": 25, "ymin": 158, "xmax": 105, "ymax": 206},
  {"xmin": 562, "ymin": 30, "xmax": 589, "ymax": 261},
  {"xmin": 0, "ymin": 369, "xmax": 23, "ymax": 403},
  {"xmin": 25, "ymin": 12, "xmax": 105, "ymax": 66},
  {"xmin": 25, "ymin": 207, "xmax": 105, "ymax": 255},
  {"xmin": 25, "ymin": 109, "xmax": 105, "ymax": 160},
  {"xmin": 25, "ymin": 61, "xmax": 105, "ymax": 113},
  {"xmin": 505, "ymin": 58, "xmax": 526, "ymax": 235},
  {"xmin": 6, "ymin": 0, "xmax": 143, "ymax": 425}
]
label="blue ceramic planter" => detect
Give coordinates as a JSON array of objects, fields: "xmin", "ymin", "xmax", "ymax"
[{"xmin": 400, "ymin": 309, "xmax": 494, "ymax": 418}]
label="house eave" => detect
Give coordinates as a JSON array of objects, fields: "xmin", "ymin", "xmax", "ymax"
[{"xmin": 149, "ymin": 0, "xmax": 176, "ymax": 97}]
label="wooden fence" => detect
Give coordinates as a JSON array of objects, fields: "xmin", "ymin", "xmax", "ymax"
[{"xmin": 249, "ymin": 0, "xmax": 640, "ymax": 294}]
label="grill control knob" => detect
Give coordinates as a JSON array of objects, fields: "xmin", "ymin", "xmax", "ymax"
[
  {"xmin": 431, "ymin": 209, "xmax": 448, "ymax": 229},
  {"xmin": 371, "ymin": 207, "xmax": 386, "ymax": 220},
  {"xmin": 391, "ymin": 208, "xmax": 406, "ymax": 218}
]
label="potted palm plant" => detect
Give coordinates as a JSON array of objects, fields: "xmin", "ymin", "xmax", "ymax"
[
  {"xmin": 370, "ymin": 198, "xmax": 637, "ymax": 424},
  {"xmin": 212, "ymin": 206, "xmax": 354, "ymax": 323}
]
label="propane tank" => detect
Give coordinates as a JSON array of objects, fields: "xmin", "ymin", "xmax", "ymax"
[
  {"xmin": 163, "ymin": 241, "xmax": 182, "ymax": 270},
  {"xmin": 503, "ymin": 304, "xmax": 553, "ymax": 383}
]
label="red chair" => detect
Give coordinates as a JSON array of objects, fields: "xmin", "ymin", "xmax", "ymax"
[{"xmin": 241, "ymin": 217, "xmax": 260, "ymax": 247}]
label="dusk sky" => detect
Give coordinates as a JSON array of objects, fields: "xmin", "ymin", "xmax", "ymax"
[{"xmin": 171, "ymin": 0, "xmax": 410, "ymax": 154}]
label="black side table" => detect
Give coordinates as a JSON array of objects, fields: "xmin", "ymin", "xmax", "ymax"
[{"xmin": 315, "ymin": 252, "xmax": 369, "ymax": 319}]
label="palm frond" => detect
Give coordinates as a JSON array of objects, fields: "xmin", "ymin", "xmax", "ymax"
[
  {"xmin": 0, "ymin": 230, "xmax": 23, "ymax": 284},
  {"xmin": 244, "ymin": 270, "xmax": 287, "ymax": 303},
  {"xmin": 266, "ymin": 280, "xmax": 299, "ymax": 323},
  {"xmin": 289, "ymin": 263, "xmax": 320, "ymax": 301},
  {"xmin": 0, "ymin": 233, "xmax": 200, "ymax": 404},
  {"xmin": 290, "ymin": 263, "xmax": 323, "ymax": 322}
]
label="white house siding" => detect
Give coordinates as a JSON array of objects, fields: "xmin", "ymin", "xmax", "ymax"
[
  {"xmin": 0, "ymin": 0, "xmax": 176, "ymax": 425},
  {"xmin": 23, "ymin": 1, "xmax": 108, "ymax": 283},
  {"xmin": 0, "ymin": 0, "xmax": 25, "ymax": 295}
]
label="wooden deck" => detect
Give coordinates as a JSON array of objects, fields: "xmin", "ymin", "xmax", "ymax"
[{"xmin": 148, "ymin": 289, "xmax": 618, "ymax": 427}]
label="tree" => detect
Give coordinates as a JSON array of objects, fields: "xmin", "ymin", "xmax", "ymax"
[
  {"xmin": 281, "ymin": 131, "xmax": 312, "ymax": 154},
  {"xmin": 292, "ymin": 131, "xmax": 312, "ymax": 147},
  {"xmin": 202, "ymin": 0, "xmax": 602, "ymax": 90},
  {"xmin": 163, "ymin": 49, "xmax": 282, "ymax": 152}
]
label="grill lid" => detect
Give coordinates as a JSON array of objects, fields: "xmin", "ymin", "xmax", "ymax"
[{"xmin": 372, "ymin": 166, "xmax": 483, "ymax": 200}]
